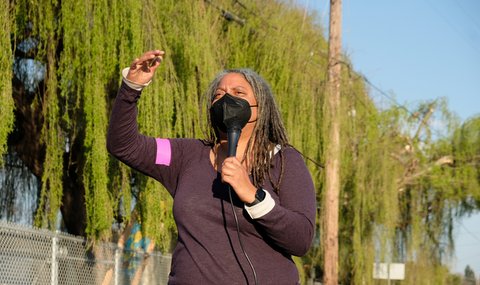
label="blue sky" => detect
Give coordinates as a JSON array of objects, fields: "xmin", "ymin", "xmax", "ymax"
[{"xmin": 298, "ymin": 0, "xmax": 480, "ymax": 276}]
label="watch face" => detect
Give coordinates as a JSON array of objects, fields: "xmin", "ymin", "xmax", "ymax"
[
  {"xmin": 256, "ymin": 188, "xmax": 266, "ymax": 201},
  {"xmin": 245, "ymin": 189, "xmax": 266, "ymax": 207}
]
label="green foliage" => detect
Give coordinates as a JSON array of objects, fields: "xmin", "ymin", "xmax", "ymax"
[
  {"xmin": 0, "ymin": 1, "xmax": 15, "ymax": 166},
  {"xmin": 137, "ymin": 177, "xmax": 175, "ymax": 253},
  {"xmin": 451, "ymin": 117, "xmax": 480, "ymax": 208},
  {"xmin": 25, "ymin": 0, "xmax": 65, "ymax": 230},
  {"xmin": 4, "ymin": 0, "xmax": 480, "ymax": 283},
  {"xmin": 464, "ymin": 265, "xmax": 477, "ymax": 285}
]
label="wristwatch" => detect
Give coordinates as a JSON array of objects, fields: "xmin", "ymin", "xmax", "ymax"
[{"xmin": 245, "ymin": 188, "xmax": 266, "ymax": 207}]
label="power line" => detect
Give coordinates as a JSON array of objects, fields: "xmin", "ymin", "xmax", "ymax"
[
  {"xmin": 459, "ymin": 252, "xmax": 480, "ymax": 262},
  {"xmin": 459, "ymin": 221, "xmax": 480, "ymax": 243},
  {"xmin": 339, "ymin": 62, "xmax": 451, "ymax": 139},
  {"xmin": 423, "ymin": 0, "xmax": 480, "ymax": 54},
  {"xmin": 453, "ymin": 0, "xmax": 480, "ymax": 35},
  {"xmin": 206, "ymin": 0, "xmax": 453, "ymax": 139},
  {"xmin": 456, "ymin": 242, "xmax": 480, "ymax": 248},
  {"xmin": 361, "ymin": 74, "xmax": 415, "ymax": 117}
]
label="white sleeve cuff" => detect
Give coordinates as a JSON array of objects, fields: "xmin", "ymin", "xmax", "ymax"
[
  {"xmin": 244, "ymin": 190, "xmax": 275, "ymax": 219},
  {"xmin": 122, "ymin": 67, "xmax": 152, "ymax": 91}
]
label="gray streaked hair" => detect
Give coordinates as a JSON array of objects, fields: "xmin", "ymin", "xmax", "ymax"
[{"xmin": 205, "ymin": 68, "xmax": 289, "ymax": 192}]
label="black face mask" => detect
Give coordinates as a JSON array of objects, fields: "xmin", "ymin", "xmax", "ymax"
[{"xmin": 210, "ymin": 93, "xmax": 257, "ymax": 133}]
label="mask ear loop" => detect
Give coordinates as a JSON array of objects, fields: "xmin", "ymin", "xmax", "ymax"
[{"xmin": 247, "ymin": 105, "xmax": 258, "ymax": 124}]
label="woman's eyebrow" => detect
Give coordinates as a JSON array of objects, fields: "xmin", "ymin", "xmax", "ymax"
[
  {"xmin": 216, "ymin": 86, "xmax": 248, "ymax": 92},
  {"xmin": 228, "ymin": 86, "xmax": 248, "ymax": 91}
]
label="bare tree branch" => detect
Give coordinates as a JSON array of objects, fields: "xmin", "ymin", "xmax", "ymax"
[{"xmin": 399, "ymin": 155, "xmax": 454, "ymax": 187}]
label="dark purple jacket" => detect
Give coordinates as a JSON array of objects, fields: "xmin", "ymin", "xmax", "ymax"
[{"xmin": 107, "ymin": 83, "xmax": 317, "ymax": 285}]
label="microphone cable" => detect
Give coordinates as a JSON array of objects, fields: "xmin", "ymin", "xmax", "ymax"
[
  {"xmin": 225, "ymin": 122, "xmax": 258, "ymax": 284},
  {"xmin": 228, "ymin": 185, "xmax": 259, "ymax": 285}
]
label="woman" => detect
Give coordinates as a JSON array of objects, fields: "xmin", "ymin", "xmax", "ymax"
[{"xmin": 107, "ymin": 50, "xmax": 316, "ymax": 285}]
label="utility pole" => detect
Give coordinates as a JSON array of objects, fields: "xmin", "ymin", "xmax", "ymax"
[{"xmin": 323, "ymin": 0, "xmax": 342, "ymax": 284}]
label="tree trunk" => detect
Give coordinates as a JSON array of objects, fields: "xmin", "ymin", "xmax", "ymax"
[{"xmin": 11, "ymin": 73, "xmax": 87, "ymax": 236}]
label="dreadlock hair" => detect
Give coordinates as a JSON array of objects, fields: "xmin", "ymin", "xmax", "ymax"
[{"xmin": 204, "ymin": 68, "xmax": 289, "ymax": 192}]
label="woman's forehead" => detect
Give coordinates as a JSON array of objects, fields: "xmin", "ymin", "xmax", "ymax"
[{"xmin": 218, "ymin": 73, "xmax": 251, "ymax": 88}]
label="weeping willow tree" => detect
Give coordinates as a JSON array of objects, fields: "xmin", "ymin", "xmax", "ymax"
[
  {"xmin": 0, "ymin": 1, "xmax": 15, "ymax": 166},
  {"xmin": 1, "ymin": 0, "xmax": 479, "ymax": 284}
]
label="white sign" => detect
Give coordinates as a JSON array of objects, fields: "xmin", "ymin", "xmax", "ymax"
[{"xmin": 373, "ymin": 263, "xmax": 405, "ymax": 280}]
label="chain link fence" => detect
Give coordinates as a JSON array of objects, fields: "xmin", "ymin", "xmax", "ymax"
[{"xmin": 0, "ymin": 221, "xmax": 171, "ymax": 285}]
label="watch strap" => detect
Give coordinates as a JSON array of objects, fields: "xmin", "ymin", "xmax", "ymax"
[{"xmin": 245, "ymin": 188, "xmax": 266, "ymax": 207}]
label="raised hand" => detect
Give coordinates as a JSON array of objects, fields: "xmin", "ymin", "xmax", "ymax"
[{"xmin": 126, "ymin": 50, "xmax": 165, "ymax": 85}]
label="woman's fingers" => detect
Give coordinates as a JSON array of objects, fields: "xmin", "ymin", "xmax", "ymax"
[
  {"xmin": 221, "ymin": 158, "xmax": 256, "ymax": 203},
  {"xmin": 127, "ymin": 50, "xmax": 165, "ymax": 84},
  {"xmin": 138, "ymin": 50, "xmax": 165, "ymax": 66},
  {"xmin": 130, "ymin": 58, "xmax": 141, "ymax": 69},
  {"xmin": 141, "ymin": 50, "xmax": 164, "ymax": 60},
  {"xmin": 221, "ymin": 158, "xmax": 242, "ymax": 173},
  {"xmin": 221, "ymin": 158, "xmax": 247, "ymax": 184},
  {"xmin": 148, "ymin": 55, "xmax": 164, "ymax": 70},
  {"xmin": 131, "ymin": 51, "xmax": 164, "ymax": 68}
]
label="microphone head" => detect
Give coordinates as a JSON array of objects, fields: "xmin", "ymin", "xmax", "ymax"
[
  {"xmin": 227, "ymin": 128, "xmax": 242, "ymax": 157},
  {"xmin": 222, "ymin": 95, "xmax": 249, "ymax": 157}
]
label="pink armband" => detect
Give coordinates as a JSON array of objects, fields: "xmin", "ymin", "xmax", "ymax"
[{"xmin": 155, "ymin": 138, "xmax": 171, "ymax": 166}]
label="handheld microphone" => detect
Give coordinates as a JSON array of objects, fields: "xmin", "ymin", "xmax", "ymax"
[
  {"xmin": 218, "ymin": 94, "xmax": 250, "ymax": 158},
  {"xmin": 225, "ymin": 124, "xmax": 259, "ymax": 285},
  {"xmin": 219, "ymin": 97, "xmax": 258, "ymax": 285},
  {"xmin": 227, "ymin": 127, "xmax": 242, "ymax": 157}
]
